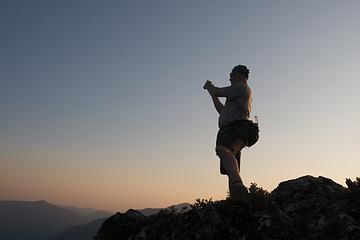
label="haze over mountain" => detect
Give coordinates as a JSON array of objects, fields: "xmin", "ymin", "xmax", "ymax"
[
  {"xmin": 0, "ymin": 200, "xmax": 111, "ymax": 240},
  {"xmin": 51, "ymin": 203, "xmax": 191, "ymax": 240},
  {"xmin": 54, "ymin": 204, "xmax": 113, "ymax": 222},
  {"xmin": 0, "ymin": 199, "xmax": 190, "ymax": 240},
  {"xmin": 51, "ymin": 217, "xmax": 108, "ymax": 240}
]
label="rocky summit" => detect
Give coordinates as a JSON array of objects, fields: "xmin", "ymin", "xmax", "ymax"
[{"xmin": 93, "ymin": 175, "xmax": 360, "ymax": 240}]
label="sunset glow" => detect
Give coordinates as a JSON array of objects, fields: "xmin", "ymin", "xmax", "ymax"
[{"xmin": 1, "ymin": 1, "xmax": 360, "ymax": 212}]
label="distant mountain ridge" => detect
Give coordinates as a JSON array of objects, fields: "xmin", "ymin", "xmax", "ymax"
[
  {"xmin": 50, "ymin": 217, "xmax": 108, "ymax": 240},
  {"xmin": 0, "ymin": 199, "xmax": 191, "ymax": 240},
  {"xmin": 0, "ymin": 200, "xmax": 111, "ymax": 240},
  {"xmin": 0, "ymin": 200, "xmax": 86, "ymax": 240},
  {"xmin": 54, "ymin": 204, "xmax": 113, "ymax": 222},
  {"xmin": 51, "ymin": 203, "xmax": 191, "ymax": 240}
]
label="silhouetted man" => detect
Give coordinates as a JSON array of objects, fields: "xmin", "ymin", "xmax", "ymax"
[{"xmin": 204, "ymin": 65, "xmax": 252, "ymax": 200}]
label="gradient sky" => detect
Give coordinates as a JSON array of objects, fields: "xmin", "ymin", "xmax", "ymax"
[{"xmin": 1, "ymin": 0, "xmax": 360, "ymax": 212}]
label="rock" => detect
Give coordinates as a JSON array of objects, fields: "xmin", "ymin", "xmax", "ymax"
[
  {"xmin": 94, "ymin": 175, "xmax": 360, "ymax": 240},
  {"xmin": 93, "ymin": 210, "xmax": 146, "ymax": 240},
  {"xmin": 271, "ymin": 175, "xmax": 359, "ymax": 239},
  {"xmin": 125, "ymin": 209, "xmax": 147, "ymax": 222}
]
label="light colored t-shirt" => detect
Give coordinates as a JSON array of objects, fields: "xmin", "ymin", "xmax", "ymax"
[{"xmin": 218, "ymin": 82, "xmax": 252, "ymax": 129}]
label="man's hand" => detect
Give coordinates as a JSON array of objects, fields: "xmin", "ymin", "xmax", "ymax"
[
  {"xmin": 203, "ymin": 80, "xmax": 214, "ymax": 90},
  {"xmin": 204, "ymin": 80, "xmax": 217, "ymax": 96}
]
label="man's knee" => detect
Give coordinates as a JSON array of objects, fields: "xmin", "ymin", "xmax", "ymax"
[{"xmin": 215, "ymin": 145, "xmax": 229, "ymax": 156}]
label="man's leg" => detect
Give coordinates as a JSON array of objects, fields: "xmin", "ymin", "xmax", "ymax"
[
  {"xmin": 216, "ymin": 146, "xmax": 242, "ymax": 185},
  {"xmin": 216, "ymin": 146, "xmax": 247, "ymax": 200}
]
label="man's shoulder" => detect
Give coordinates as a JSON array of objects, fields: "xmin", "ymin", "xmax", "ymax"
[{"xmin": 233, "ymin": 82, "xmax": 251, "ymax": 92}]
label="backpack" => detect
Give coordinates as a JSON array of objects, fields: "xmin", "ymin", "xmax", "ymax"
[{"xmin": 245, "ymin": 120, "xmax": 259, "ymax": 147}]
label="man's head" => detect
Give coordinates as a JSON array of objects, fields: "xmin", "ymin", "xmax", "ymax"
[{"xmin": 229, "ymin": 65, "xmax": 249, "ymax": 84}]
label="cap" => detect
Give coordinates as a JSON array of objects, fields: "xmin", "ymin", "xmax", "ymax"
[{"xmin": 231, "ymin": 65, "xmax": 249, "ymax": 75}]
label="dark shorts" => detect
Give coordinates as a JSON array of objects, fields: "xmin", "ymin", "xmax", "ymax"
[{"xmin": 216, "ymin": 120, "xmax": 249, "ymax": 175}]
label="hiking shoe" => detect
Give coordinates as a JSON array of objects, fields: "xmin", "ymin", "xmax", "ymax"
[{"xmin": 229, "ymin": 182, "xmax": 248, "ymax": 201}]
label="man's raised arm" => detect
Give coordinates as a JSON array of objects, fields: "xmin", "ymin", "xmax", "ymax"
[
  {"xmin": 207, "ymin": 84, "xmax": 242, "ymax": 98},
  {"xmin": 204, "ymin": 80, "xmax": 224, "ymax": 114},
  {"xmin": 211, "ymin": 95, "xmax": 224, "ymax": 114}
]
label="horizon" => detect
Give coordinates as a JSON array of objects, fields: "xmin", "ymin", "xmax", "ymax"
[
  {"xmin": 1, "ymin": 0, "xmax": 360, "ymax": 213},
  {"xmin": 0, "ymin": 198, "xmax": 192, "ymax": 213},
  {"xmin": 0, "ymin": 173, "xmax": 354, "ymax": 213}
]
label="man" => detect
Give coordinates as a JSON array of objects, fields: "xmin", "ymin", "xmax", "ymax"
[{"xmin": 203, "ymin": 65, "xmax": 252, "ymax": 200}]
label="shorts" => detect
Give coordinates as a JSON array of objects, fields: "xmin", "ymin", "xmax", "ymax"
[{"xmin": 216, "ymin": 120, "xmax": 249, "ymax": 175}]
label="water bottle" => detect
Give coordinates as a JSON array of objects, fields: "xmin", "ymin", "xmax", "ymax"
[{"xmin": 253, "ymin": 115, "xmax": 259, "ymax": 125}]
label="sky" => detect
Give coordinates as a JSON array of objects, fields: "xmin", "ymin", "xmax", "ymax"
[{"xmin": 1, "ymin": 0, "xmax": 360, "ymax": 212}]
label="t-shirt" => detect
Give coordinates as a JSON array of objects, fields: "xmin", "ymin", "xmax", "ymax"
[{"xmin": 218, "ymin": 82, "xmax": 252, "ymax": 129}]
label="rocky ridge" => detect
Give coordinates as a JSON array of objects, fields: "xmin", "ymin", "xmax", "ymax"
[{"xmin": 94, "ymin": 175, "xmax": 360, "ymax": 240}]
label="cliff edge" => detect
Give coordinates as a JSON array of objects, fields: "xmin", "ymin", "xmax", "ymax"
[{"xmin": 94, "ymin": 175, "xmax": 360, "ymax": 240}]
